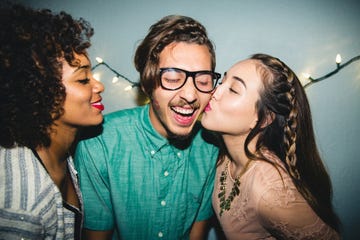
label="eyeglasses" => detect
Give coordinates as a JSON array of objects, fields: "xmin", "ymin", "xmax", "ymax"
[{"xmin": 159, "ymin": 67, "xmax": 221, "ymax": 93}]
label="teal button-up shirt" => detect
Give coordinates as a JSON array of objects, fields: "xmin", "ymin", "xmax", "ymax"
[{"xmin": 75, "ymin": 104, "xmax": 219, "ymax": 239}]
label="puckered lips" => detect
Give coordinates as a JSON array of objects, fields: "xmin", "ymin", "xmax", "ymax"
[
  {"xmin": 171, "ymin": 106, "xmax": 197, "ymax": 126},
  {"xmin": 91, "ymin": 100, "xmax": 104, "ymax": 111},
  {"xmin": 204, "ymin": 102, "xmax": 211, "ymax": 112}
]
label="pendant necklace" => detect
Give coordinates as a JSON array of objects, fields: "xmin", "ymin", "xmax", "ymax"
[{"xmin": 218, "ymin": 159, "xmax": 249, "ymax": 216}]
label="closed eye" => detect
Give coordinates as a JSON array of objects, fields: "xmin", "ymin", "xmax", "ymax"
[
  {"xmin": 229, "ymin": 88, "xmax": 238, "ymax": 94},
  {"xmin": 164, "ymin": 77, "xmax": 181, "ymax": 83},
  {"xmin": 78, "ymin": 78, "xmax": 90, "ymax": 84}
]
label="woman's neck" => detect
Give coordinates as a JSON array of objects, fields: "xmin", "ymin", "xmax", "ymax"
[
  {"xmin": 35, "ymin": 123, "xmax": 80, "ymax": 206},
  {"xmin": 36, "ymin": 123, "xmax": 77, "ymax": 181},
  {"xmin": 222, "ymin": 134, "xmax": 258, "ymax": 177}
]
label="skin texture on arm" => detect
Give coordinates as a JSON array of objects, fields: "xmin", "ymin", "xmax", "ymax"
[
  {"xmin": 83, "ymin": 229, "xmax": 113, "ymax": 240},
  {"xmin": 190, "ymin": 220, "xmax": 209, "ymax": 240}
]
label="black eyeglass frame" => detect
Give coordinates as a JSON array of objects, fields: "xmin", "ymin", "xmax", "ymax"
[{"xmin": 159, "ymin": 67, "xmax": 221, "ymax": 93}]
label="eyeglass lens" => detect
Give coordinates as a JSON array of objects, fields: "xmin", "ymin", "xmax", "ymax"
[{"xmin": 160, "ymin": 68, "xmax": 217, "ymax": 92}]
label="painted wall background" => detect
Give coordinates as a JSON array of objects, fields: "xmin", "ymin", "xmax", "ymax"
[{"xmin": 15, "ymin": 0, "xmax": 360, "ymax": 239}]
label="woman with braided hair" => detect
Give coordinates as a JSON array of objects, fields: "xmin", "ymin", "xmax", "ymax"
[{"xmin": 201, "ymin": 53, "xmax": 340, "ymax": 239}]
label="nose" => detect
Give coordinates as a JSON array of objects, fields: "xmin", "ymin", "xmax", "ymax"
[
  {"xmin": 91, "ymin": 74, "xmax": 104, "ymax": 93},
  {"xmin": 211, "ymin": 84, "xmax": 222, "ymax": 100},
  {"xmin": 179, "ymin": 76, "xmax": 197, "ymax": 103}
]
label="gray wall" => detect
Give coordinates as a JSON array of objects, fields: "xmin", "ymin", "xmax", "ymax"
[{"xmin": 16, "ymin": 0, "xmax": 360, "ymax": 238}]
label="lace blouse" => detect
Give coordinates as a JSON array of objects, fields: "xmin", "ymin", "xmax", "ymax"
[{"xmin": 212, "ymin": 152, "xmax": 340, "ymax": 240}]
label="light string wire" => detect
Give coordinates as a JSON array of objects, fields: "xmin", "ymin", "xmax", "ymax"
[
  {"xmin": 303, "ymin": 54, "xmax": 360, "ymax": 88},
  {"xmin": 91, "ymin": 57, "xmax": 139, "ymax": 88},
  {"xmin": 90, "ymin": 55, "xmax": 360, "ymax": 90}
]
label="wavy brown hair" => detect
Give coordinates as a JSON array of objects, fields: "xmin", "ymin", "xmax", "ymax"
[
  {"xmin": 0, "ymin": 3, "xmax": 93, "ymax": 149},
  {"xmin": 240, "ymin": 53, "xmax": 340, "ymax": 232},
  {"xmin": 134, "ymin": 15, "xmax": 216, "ymax": 97}
]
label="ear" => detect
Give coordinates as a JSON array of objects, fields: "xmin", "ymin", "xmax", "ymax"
[
  {"xmin": 250, "ymin": 118, "xmax": 258, "ymax": 130},
  {"xmin": 140, "ymin": 84, "xmax": 147, "ymax": 96},
  {"xmin": 261, "ymin": 111, "xmax": 275, "ymax": 128},
  {"xmin": 140, "ymin": 84, "xmax": 152, "ymax": 99}
]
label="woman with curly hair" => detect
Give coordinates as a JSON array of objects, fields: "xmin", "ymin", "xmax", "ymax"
[
  {"xmin": 201, "ymin": 54, "xmax": 341, "ymax": 239},
  {"xmin": 0, "ymin": 3, "xmax": 104, "ymax": 239}
]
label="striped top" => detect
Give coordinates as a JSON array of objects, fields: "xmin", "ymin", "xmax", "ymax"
[{"xmin": 0, "ymin": 146, "xmax": 83, "ymax": 240}]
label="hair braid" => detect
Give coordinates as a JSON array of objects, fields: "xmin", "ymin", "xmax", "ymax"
[
  {"xmin": 283, "ymin": 69, "xmax": 300, "ymax": 180},
  {"xmin": 252, "ymin": 54, "xmax": 301, "ymax": 180},
  {"xmin": 248, "ymin": 53, "xmax": 341, "ymax": 232}
]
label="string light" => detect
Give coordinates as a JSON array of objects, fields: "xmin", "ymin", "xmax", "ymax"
[
  {"xmin": 92, "ymin": 72, "xmax": 101, "ymax": 81},
  {"xmin": 112, "ymin": 76, "xmax": 119, "ymax": 84},
  {"xmin": 92, "ymin": 54, "xmax": 360, "ymax": 90},
  {"xmin": 91, "ymin": 57, "xmax": 139, "ymax": 90},
  {"xmin": 302, "ymin": 54, "xmax": 360, "ymax": 88}
]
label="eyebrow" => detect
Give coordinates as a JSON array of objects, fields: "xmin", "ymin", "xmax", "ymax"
[
  {"xmin": 73, "ymin": 64, "xmax": 90, "ymax": 73},
  {"xmin": 233, "ymin": 75, "xmax": 247, "ymax": 88}
]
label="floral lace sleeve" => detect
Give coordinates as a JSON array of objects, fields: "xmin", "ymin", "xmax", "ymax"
[{"xmin": 257, "ymin": 179, "xmax": 340, "ymax": 240}]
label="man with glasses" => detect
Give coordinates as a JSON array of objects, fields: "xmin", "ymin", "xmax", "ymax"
[{"xmin": 75, "ymin": 15, "xmax": 221, "ymax": 240}]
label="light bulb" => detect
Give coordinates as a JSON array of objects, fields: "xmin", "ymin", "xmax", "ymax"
[
  {"xmin": 336, "ymin": 54, "xmax": 342, "ymax": 64},
  {"xmin": 124, "ymin": 85, "xmax": 133, "ymax": 91},
  {"xmin": 95, "ymin": 57, "xmax": 104, "ymax": 63},
  {"xmin": 112, "ymin": 76, "xmax": 119, "ymax": 83},
  {"xmin": 93, "ymin": 73, "xmax": 101, "ymax": 81},
  {"xmin": 302, "ymin": 72, "xmax": 311, "ymax": 79}
]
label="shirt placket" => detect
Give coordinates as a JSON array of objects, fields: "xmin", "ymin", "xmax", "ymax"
[{"xmin": 153, "ymin": 145, "xmax": 182, "ymax": 239}]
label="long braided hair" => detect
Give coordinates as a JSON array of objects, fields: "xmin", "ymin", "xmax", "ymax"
[{"xmin": 244, "ymin": 53, "xmax": 340, "ymax": 232}]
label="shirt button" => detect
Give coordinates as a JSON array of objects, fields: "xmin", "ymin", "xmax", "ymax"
[
  {"xmin": 177, "ymin": 152, "xmax": 181, "ymax": 157},
  {"xmin": 150, "ymin": 150, "xmax": 155, "ymax": 155},
  {"xmin": 158, "ymin": 231, "xmax": 163, "ymax": 238},
  {"xmin": 161, "ymin": 200, "xmax": 166, "ymax": 206},
  {"xmin": 164, "ymin": 171, "xmax": 169, "ymax": 177}
]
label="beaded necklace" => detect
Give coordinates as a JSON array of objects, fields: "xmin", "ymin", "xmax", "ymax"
[{"xmin": 218, "ymin": 159, "xmax": 249, "ymax": 216}]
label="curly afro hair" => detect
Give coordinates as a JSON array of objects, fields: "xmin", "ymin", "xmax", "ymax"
[{"xmin": 0, "ymin": 3, "xmax": 94, "ymax": 149}]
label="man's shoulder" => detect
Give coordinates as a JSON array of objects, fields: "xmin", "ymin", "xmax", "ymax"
[
  {"xmin": 78, "ymin": 106, "xmax": 145, "ymax": 142},
  {"xmin": 193, "ymin": 123, "xmax": 220, "ymax": 148},
  {"xmin": 104, "ymin": 106, "xmax": 144, "ymax": 125},
  {"xmin": 102, "ymin": 106, "xmax": 146, "ymax": 132}
]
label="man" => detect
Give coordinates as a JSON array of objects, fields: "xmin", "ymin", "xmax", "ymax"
[{"xmin": 75, "ymin": 15, "xmax": 221, "ymax": 239}]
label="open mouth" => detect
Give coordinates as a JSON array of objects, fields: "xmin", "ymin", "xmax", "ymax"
[
  {"xmin": 171, "ymin": 106, "xmax": 196, "ymax": 116},
  {"xmin": 171, "ymin": 106, "xmax": 197, "ymax": 125}
]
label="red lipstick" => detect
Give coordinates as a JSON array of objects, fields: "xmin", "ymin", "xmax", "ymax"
[
  {"xmin": 204, "ymin": 103, "xmax": 211, "ymax": 112},
  {"xmin": 91, "ymin": 102, "xmax": 104, "ymax": 111}
]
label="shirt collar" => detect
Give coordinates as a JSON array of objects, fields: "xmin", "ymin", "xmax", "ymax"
[
  {"xmin": 138, "ymin": 104, "xmax": 201, "ymax": 152},
  {"xmin": 139, "ymin": 104, "xmax": 168, "ymax": 152}
]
